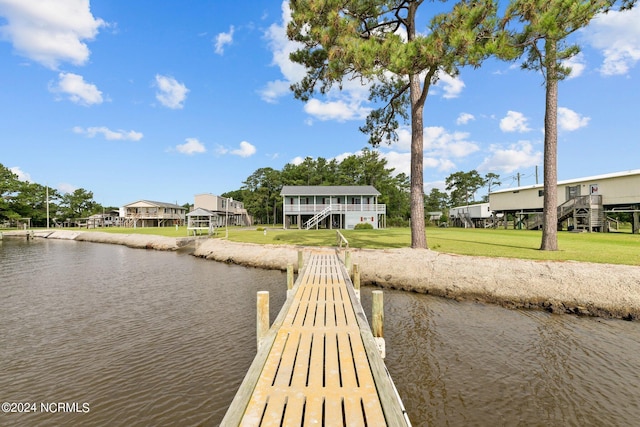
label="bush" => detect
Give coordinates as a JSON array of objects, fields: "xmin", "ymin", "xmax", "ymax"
[{"xmin": 354, "ymin": 222, "xmax": 374, "ymax": 230}]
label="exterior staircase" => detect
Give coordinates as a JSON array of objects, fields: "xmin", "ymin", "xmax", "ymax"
[
  {"xmin": 558, "ymin": 195, "xmax": 604, "ymax": 231},
  {"xmin": 304, "ymin": 206, "xmax": 332, "ymax": 229}
]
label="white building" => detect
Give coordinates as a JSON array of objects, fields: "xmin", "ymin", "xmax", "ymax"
[
  {"xmin": 280, "ymin": 185, "xmax": 386, "ymax": 229},
  {"xmin": 489, "ymin": 169, "xmax": 640, "ymax": 232}
]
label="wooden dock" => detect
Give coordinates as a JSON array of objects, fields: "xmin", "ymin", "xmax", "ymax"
[{"xmin": 221, "ymin": 250, "xmax": 410, "ymax": 426}]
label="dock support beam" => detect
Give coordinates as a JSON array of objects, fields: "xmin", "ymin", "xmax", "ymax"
[
  {"xmin": 257, "ymin": 291, "xmax": 269, "ymax": 351},
  {"xmin": 372, "ymin": 290, "xmax": 385, "ymax": 359}
]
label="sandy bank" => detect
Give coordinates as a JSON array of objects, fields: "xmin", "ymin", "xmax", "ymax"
[
  {"xmin": 28, "ymin": 229, "xmax": 193, "ymax": 251},
  {"xmin": 19, "ymin": 230, "xmax": 640, "ymax": 321},
  {"xmin": 194, "ymin": 239, "xmax": 640, "ymax": 321}
]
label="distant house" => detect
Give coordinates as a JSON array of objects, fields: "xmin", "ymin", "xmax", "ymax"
[
  {"xmin": 449, "ymin": 203, "xmax": 492, "ymax": 228},
  {"xmin": 192, "ymin": 193, "xmax": 252, "ymax": 226},
  {"xmin": 280, "ymin": 185, "xmax": 386, "ymax": 229},
  {"xmin": 121, "ymin": 200, "xmax": 186, "ymax": 227},
  {"xmin": 86, "ymin": 210, "xmax": 121, "ymax": 228}
]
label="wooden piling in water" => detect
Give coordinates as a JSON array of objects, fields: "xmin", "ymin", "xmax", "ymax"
[
  {"xmin": 372, "ymin": 290, "xmax": 385, "ymax": 359},
  {"xmin": 297, "ymin": 250, "xmax": 303, "ymax": 271}
]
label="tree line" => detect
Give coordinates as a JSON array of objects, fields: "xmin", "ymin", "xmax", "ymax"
[
  {"xmin": 2, "ymin": 156, "xmax": 505, "ymax": 229},
  {"xmin": 225, "ymin": 149, "xmax": 502, "ymax": 226},
  {"xmin": 1, "ymin": 163, "xmax": 105, "ymax": 227}
]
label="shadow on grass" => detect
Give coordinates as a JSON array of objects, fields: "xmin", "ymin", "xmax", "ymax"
[{"xmin": 431, "ymin": 236, "xmax": 542, "ymax": 252}]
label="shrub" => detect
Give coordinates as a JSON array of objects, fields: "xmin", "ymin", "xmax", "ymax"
[{"xmin": 354, "ymin": 222, "xmax": 374, "ymax": 230}]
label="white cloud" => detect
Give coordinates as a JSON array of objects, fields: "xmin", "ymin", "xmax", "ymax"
[
  {"xmin": 58, "ymin": 182, "xmax": 78, "ymax": 194},
  {"xmin": 456, "ymin": 112, "xmax": 475, "ymax": 125},
  {"xmin": 217, "ymin": 141, "xmax": 256, "ymax": 157},
  {"xmin": 434, "ymin": 73, "xmax": 465, "ymax": 99},
  {"xmin": 176, "ymin": 138, "xmax": 206, "ymax": 155},
  {"xmin": 583, "ymin": 8, "xmax": 640, "ymax": 76},
  {"xmin": 478, "ymin": 140, "xmax": 542, "ymax": 174},
  {"xmin": 231, "ymin": 140, "xmax": 256, "ymax": 157},
  {"xmin": 0, "ymin": 0, "xmax": 105, "ymax": 69},
  {"xmin": 290, "ymin": 156, "xmax": 304, "ymax": 165},
  {"xmin": 259, "ymin": 80, "xmax": 292, "ymax": 104},
  {"xmin": 562, "ymin": 52, "xmax": 586, "ymax": 79},
  {"xmin": 73, "ymin": 126, "xmax": 143, "ymax": 141},
  {"xmin": 381, "ymin": 151, "xmax": 411, "ymax": 176},
  {"xmin": 558, "ymin": 107, "xmax": 590, "ymax": 131},
  {"xmin": 500, "ymin": 111, "xmax": 531, "ymax": 133},
  {"xmin": 423, "ymin": 126, "xmax": 479, "ymax": 158},
  {"xmin": 50, "ymin": 72, "xmax": 103, "ymax": 105},
  {"xmin": 154, "ymin": 74, "xmax": 189, "ymax": 109},
  {"xmin": 214, "ymin": 25, "xmax": 234, "ymax": 55},
  {"xmin": 9, "ymin": 166, "xmax": 31, "ymax": 182},
  {"xmin": 303, "ymin": 99, "xmax": 370, "ymax": 122},
  {"xmin": 260, "ymin": 1, "xmax": 307, "ymax": 102}
]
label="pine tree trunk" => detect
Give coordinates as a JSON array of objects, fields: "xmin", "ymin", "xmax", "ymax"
[
  {"xmin": 540, "ymin": 39, "xmax": 559, "ymax": 251},
  {"xmin": 410, "ymin": 73, "xmax": 427, "ymax": 249}
]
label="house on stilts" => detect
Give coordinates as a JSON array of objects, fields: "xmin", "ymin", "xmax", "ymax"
[{"xmin": 280, "ymin": 185, "xmax": 386, "ymax": 230}]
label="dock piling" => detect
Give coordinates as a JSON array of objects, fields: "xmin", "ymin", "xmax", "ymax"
[{"xmin": 372, "ymin": 290, "xmax": 385, "ymax": 359}]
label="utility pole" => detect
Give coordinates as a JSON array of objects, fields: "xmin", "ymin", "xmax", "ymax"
[{"xmin": 46, "ymin": 185, "xmax": 50, "ymax": 229}]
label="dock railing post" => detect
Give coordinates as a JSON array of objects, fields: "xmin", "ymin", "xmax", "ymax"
[
  {"xmin": 345, "ymin": 250, "xmax": 352, "ymax": 276},
  {"xmin": 297, "ymin": 250, "xmax": 303, "ymax": 272},
  {"xmin": 257, "ymin": 291, "xmax": 269, "ymax": 351},
  {"xmin": 286, "ymin": 264, "xmax": 294, "ymax": 297},
  {"xmin": 353, "ymin": 263, "xmax": 360, "ymax": 300},
  {"xmin": 372, "ymin": 290, "xmax": 385, "ymax": 359}
]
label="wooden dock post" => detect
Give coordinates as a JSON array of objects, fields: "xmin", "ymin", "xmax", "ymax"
[
  {"xmin": 256, "ymin": 291, "xmax": 269, "ymax": 350},
  {"xmin": 353, "ymin": 263, "xmax": 361, "ymax": 300},
  {"xmin": 297, "ymin": 250, "xmax": 303, "ymax": 271},
  {"xmin": 286, "ymin": 264, "xmax": 294, "ymax": 297},
  {"xmin": 372, "ymin": 290, "xmax": 385, "ymax": 359},
  {"xmin": 345, "ymin": 250, "xmax": 352, "ymax": 275}
]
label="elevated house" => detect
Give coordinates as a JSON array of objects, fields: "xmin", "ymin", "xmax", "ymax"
[
  {"xmin": 489, "ymin": 169, "xmax": 640, "ymax": 232},
  {"xmin": 449, "ymin": 202, "xmax": 493, "ymax": 228},
  {"xmin": 121, "ymin": 200, "xmax": 186, "ymax": 227},
  {"xmin": 86, "ymin": 210, "xmax": 121, "ymax": 228},
  {"xmin": 280, "ymin": 185, "xmax": 386, "ymax": 230},
  {"xmin": 186, "ymin": 193, "xmax": 252, "ymax": 234}
]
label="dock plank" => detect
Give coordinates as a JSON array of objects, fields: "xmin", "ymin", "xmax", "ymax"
[{"xmin": 221, "ymin": 251, "xmax": 410, "ymax": 426}]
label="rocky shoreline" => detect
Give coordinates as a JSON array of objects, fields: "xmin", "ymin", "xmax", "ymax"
[{"xmin": 7, "ymin": 229, "xmax": 640, "ymax": 321}]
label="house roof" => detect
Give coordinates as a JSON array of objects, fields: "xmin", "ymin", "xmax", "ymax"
[
  {"xmin": 490, "ymin": 169, "xmax": 640, "ymax": 195},
  {"xmin": 280, "ymin": 185, "xmax": 381, "ymax": 197},
  {"xmin": 122, "ymin": 200, "xmax": 186, "ymax": 209},
  {"xmin": 187, "ymin": 207, "xmax": 220, "ymax": 217}
]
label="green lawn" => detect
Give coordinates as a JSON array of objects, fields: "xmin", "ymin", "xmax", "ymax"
[{"xmin": 15, "ymin": 225, "xmax": 638, "ymax": 266}]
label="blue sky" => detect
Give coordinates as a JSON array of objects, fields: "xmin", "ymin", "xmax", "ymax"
[{"xmin": 1, "ymin": 1, "xmax": 638, "ymax": 207}]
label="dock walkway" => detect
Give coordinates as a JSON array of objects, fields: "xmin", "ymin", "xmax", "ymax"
[{"xmin": 221, "ymin": 250, "xmax": 410, "ymax": 426}]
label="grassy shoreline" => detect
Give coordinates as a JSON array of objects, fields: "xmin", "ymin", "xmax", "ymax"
[{"xmin": 11, "ymin": 225, "xmax": 636, "ymax": 266}]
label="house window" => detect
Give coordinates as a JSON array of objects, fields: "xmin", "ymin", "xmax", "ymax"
[{"xmin": 538, "ymin": 190, "xmax": 544, "ymax": 197}]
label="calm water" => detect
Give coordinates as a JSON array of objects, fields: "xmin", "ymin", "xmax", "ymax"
[{"xmin": 1, "ymin": 238, "xmax": 639, "ymax": 426}]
